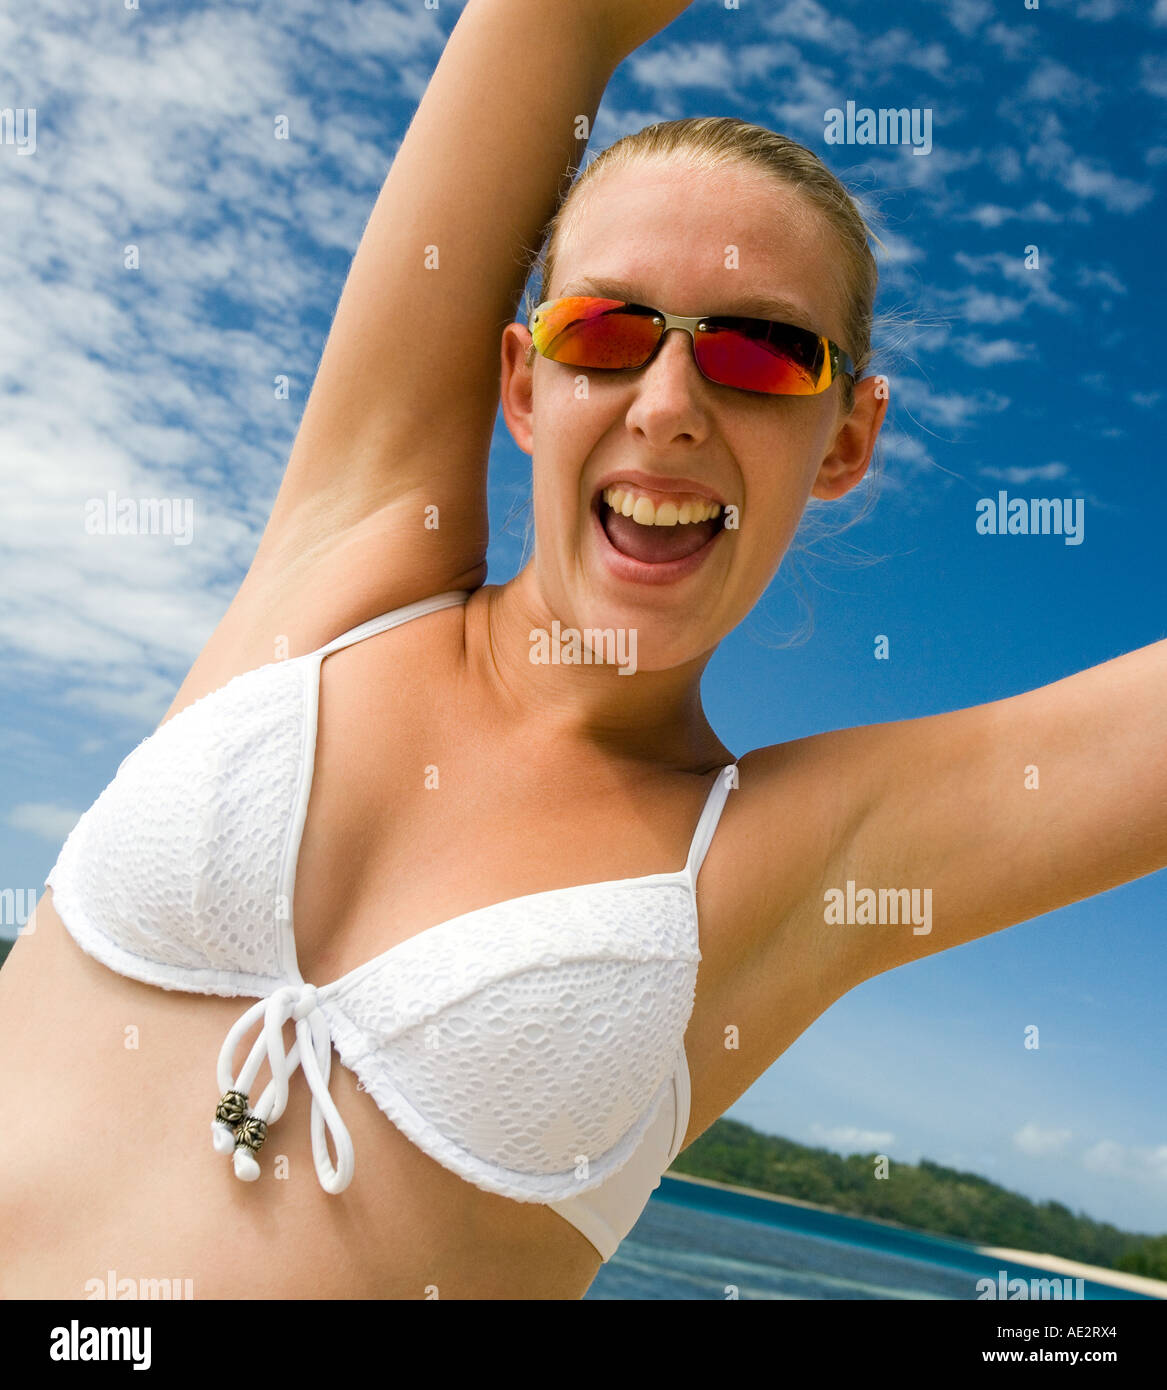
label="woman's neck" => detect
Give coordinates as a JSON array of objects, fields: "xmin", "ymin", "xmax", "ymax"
[{"xmin": 464, "ymin": 566, "xmax": 729, "ymax": 770}]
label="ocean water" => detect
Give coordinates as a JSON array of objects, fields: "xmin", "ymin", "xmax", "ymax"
[{"xmin": 584, "ymin": 1176, "xmax": 1154, "ymax": 1301}]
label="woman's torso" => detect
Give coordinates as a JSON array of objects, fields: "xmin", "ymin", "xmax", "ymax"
[{"xmin": 0, "ymin": 584, "xmax": 849, "ymax": 1299}]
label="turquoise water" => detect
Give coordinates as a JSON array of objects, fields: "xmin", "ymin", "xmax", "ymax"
[{"xmin": 584, "ymin": 1176, "xmax": 1155, "ymax": 1301}]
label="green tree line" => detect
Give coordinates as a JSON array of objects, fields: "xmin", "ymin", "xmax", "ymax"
[{"xmin": 670, "ymin": 1117, "xmax": 1167, "ymax": 1280}]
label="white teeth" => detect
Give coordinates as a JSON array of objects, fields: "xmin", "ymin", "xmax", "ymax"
[{"xmin": 601, "ymin": 485, "xmax": 722, "ymax": 527}]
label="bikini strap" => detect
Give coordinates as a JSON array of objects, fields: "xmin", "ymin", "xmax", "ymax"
[
  {"xmin": 314, "ymin": 590, "xmax": 470, "ymax": 659},
  {"xmin": 685, "ymin": 763, "xmax": 738, "ymax": 884}
]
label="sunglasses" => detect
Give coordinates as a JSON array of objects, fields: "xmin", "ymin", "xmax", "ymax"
[{"xmin": 528, "ymin": 295, "xmax": 854, "ymax": 397}]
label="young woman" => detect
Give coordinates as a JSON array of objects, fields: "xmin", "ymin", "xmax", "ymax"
[{"xmin": 1, "ymin": 0, "xmax": 1163, "ymax": 1301}]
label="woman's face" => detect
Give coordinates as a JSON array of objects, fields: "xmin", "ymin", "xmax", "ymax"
[{"xmin": 500, "ymin": 156, "xmax": 884, "ymax": 672}]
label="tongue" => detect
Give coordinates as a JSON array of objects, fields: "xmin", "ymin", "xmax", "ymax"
[{"xmin": 602, "ymin": 504, "xmax": 718, "ymax": 563}]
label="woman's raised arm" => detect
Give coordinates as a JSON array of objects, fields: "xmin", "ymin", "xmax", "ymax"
[
  {"xmin": 253, "ymin": 0, "xmax": 694, "ymax": 597},
  {"xmin": 739, "ymin": 636, "xmax": 1167, "ymax": 1007}
]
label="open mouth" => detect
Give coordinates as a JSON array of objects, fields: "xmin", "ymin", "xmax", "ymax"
[{"xmin": 594, "ymin": 484, "xmax": 726, "ymax": 565}]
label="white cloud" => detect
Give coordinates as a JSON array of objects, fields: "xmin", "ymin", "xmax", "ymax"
[
  {"xmin": 985, "ymin": 23, "xmax": 1034, "ymax": 61},
  {"xmin": 952, "ymin": 250, "xmax": 1075, "ymax": 318},
  {"xmin": 988, "ymin": 146, "xmax": 1024, "ymax": 184},
  {"xmin": 305, "ymin": 0, "xmax": 444, "ymax": 66},
  {"xmin": 591, "ymin": 102, "xmax": 680, "ymax": 150},
  {"xmin": 1021, "ymin": 122, "xmax": 1154, "ymax": 215},
  {"xmin": 895, "ymin": 377, "xmax": 1011, "ymax": 431},
  {"xmin": 947, "ymin": 0, "xmax": 993, "ymax": 36},
  {"xmin": 1154, "ymin": 0, "xmax": 1167, "ymax": 26},
  {"xmin": 762, "ymin": 0, "xmax": 859, "ymax": 53},
  {"xmin": 964, "ymin": 201, "xmax": 1061, "ymax": 229},
  {"xmin": 1080, "ymin": 1137, "xmax": 1167, "ymax": 1185},
  {"xmin": 7, "ymin": 802, "xmax": 81, "ymax": 843},
  {"xmin": 810, "ymin": 1123, "xmax": 895, "ymax": 1150},
  {"xmin": 1141, "ymin": 54, "xmax": 1167, "ymax": 101},
  {"xmin": 0, "ymin": 2, "xmax": 448, "ymax": 735},
  {"xmin": 981, "ymin": 462, "xmax": 1071, "ymax": 484},
  {"xmin": 999, "ymin": 95, "xmax": 1154, "ymax": 218},
  {"xmin": 879, "ymin": 430, "xmax": 935, "ymax": 477},
  {"xmin": 1075, "ymin": 266, "xmax": 1127, "ymax": 296},
  {"xmin": 953, "ymin": 250, "xmax": 1039, "ymax": 286},
  {"xmin": 629, "ymin": 41, "xmax": 743, "ymax": 94},
  {"xmin": 626, "ymin": 36, "xmax": 822, "ymax": 104},
  {"xmin": 864, "ymin": 29, "xmax": 951, "ymax": 81},
  {"xmin": 1083, "ymin": 1139, "xmax": 1124, "ymax": 1173},
  {"xmin": 952, "ymin": 337, "xmax": 1034, "ymax": 367},
  {"xmin": 1014, "ymin": 1121, "xmax": 1072, "ymax": 1157},
  {"xmin": 871, "ymin": 228, "xmax": 922, "ymax": 269},
  {"xmin": 966, "ymin": 204, "xmax": 1022, "ymax": 229},
  {"xmin": 1075, "ymin": 0, "xmax": 1125, "ymax": 19},
  {"xmin": 1024, "ymin": 60, "xmax": 1099, "ymax": 108},
  {"xmin": 955, "ymin": 291, "xmax": 1027, "ymax": 325},
  {"xmin": 1060, "ymin": 160, "xmax": 1154, "ymax": 213},
  {"xmin": 764, "ymin": 63, "xmax": 845, "ymax": 146}
]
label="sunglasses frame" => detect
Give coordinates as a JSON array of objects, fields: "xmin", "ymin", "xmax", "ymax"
[{"xmin": 528, "ymin": 296, "xmax": 855, "ymax": 397}]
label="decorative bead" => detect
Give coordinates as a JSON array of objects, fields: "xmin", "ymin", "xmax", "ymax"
[
  {"xmin": 234, "ymin": 1113, "xmax": 268, "ymax": 1154},
  {"xmin": 215, "ymin": 1089, "xmax": 249, "ymax": 1127}
]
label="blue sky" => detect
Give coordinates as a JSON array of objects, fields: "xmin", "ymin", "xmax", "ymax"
[{"xmin": 2, "ymin": 0, "xmax": 1165, "ymax": 1234}]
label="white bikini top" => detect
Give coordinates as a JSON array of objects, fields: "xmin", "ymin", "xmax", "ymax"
[{"xmin": 45, "ymin": 589, "xmax": 738, "ymax": 1263}]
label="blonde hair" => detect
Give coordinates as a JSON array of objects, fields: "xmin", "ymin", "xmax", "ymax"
[{"xmin": 523, "ymin": 116, "xmax": 881, "ymax": 412}]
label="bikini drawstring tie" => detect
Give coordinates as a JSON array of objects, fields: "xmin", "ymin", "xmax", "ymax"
[{"xmin": 211, "ymin": 982, "xmax": 355, "ymax": 1194}]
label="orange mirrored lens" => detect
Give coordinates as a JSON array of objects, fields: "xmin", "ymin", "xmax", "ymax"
[{"xmin": 530, "ymin": 297, "xmax": 661, "ymax": 368}]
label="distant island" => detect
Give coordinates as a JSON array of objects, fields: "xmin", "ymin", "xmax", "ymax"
[
  {"xmin": 671, "ymin": 1116, "xmax": 1167, "ymax": 1281},
  {"xmin": 3, "ymin": 932, "xmax": 1161, "ymax": 1281}
]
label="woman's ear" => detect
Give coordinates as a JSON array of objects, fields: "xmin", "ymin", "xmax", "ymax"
[
  {"xmin": 500, "ymin": 323, "xmax": 536, "ymax": 456},
  {"xmin": 811, "ymin": 374, "xmax": 888, "ymax": 500}
]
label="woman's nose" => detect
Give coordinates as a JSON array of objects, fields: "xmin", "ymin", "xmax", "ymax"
[
  {"xmin": 624, "ymin": 328, "xmax": 711, "ymax": 445},
  {"xmin": 651, "ymin": 326, "xmax": 700, "ymax": 376}
]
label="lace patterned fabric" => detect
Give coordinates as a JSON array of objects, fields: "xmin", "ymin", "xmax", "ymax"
[
  {"xmin": 45, "ymin": 589, "xmax": 738, "ymax": 1261},
  {"xmin": 48, "ymin": 655, "xmax": 307, "ymax": 995}
]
